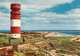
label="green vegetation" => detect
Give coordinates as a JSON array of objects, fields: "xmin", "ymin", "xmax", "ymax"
[
  {"xmin": 14, "ymin": 51, "xmax": 26, "ymax": 56},
  {"xmin": 0, "ymin": 34, "xmax": 44, "ymax": 46},
  {"xmin": 56, "ymin": 49, "xmax": 65, "ymax": 53},
  {"xmin": 14, "ymin": 50, "xmax": 51, "ymax": 56},
  {"xmin": 34, "ymin": 37, "xmax": 80, "ymax": 55},
  {"xmin": 1, "ymin": 33, "xmax": 80, "ymax": 55},
  {"xmin": 0, "ymin": 34, "xmax": 10, "ymax": 46}
]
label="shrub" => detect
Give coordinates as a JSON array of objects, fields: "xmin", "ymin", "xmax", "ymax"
[
  {"xmin": 77, "ymin": 52, "xmax": 80, "ymax": 56},
  {"xmin": 14, "ymin": 51, "xmax": 25, "ymax": 56},
  {"xmin": 56, "ymin": 50, "xmax": 65, "ymax": 53}
]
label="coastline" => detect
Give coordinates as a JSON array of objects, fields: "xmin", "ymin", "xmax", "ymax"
[{"xmin": 0, "ymin": 30, "xmax": 80, "ymax": 37}]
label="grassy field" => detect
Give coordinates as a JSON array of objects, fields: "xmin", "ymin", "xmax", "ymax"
[
  {"xmin": 0, "ymin": 34, "xmax": 44, "ymax": 46},
  {"xmin": 14, "ymin": 50, "xmax": 51, "ymax": 56},
  {"xmin": 13, "ymin": 36, "xmax": 80, "ymax": 55},
  {"xmin": 1, "ymin": 33, "xmax": 80, "ymax": 55},
  {"xmin": 34, "ymin": 37, "xmax": 80, "ymax": 55}
]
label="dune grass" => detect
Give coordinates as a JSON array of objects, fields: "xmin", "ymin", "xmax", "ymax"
[
  {"xmin": 14, "ymin": 51, "xmax": 26, "ymax": 56},
  {"xmin": 0, "ymin": 34, "xmax": 44, "ymax": 46},
  {"xmin": 14, "ymin": 50, "xmax": 51, "ymax": 56},
  {"xmin": 1, "ymin": 33, "xmax": 80, "ymax": 55},
  {"xmin": 34, "ymin": 37, "xmax": 80, "ymax": 55}
]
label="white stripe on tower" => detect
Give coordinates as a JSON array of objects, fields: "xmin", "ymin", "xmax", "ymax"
[
  {"xmin": 10, "ymin": 34, "xmax": 21, "ymax": 38},
  {"xmin": 11, "ymin": 19, "xmax": 21, "ymax": 27}
]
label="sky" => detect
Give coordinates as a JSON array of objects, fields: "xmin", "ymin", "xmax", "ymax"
[{"xmin": 0, "ymin": 0, "xmax": 80, "ymax": 30}]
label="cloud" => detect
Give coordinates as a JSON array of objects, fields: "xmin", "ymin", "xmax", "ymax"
[
  {"xmin": 0, "ymin": 2, "xmax": 10, "ymax": 10},
  {"xmin": 0, "ymin": 0, "xmax": 74, "ymax": 13},
  {"xmin": 0, "ymin": 12, "xmax": 10, "ymax": 29},
  {"xmin": 21, "ymin": 0, "xmax": 74, "ymax": 13},
  {"xmin": 66, "ymin": 8, "xmax": 80, "ymax": 14},
  {"xmin": 1, "ymin": 0, "xmax": 80, "ymax": 30},
  {"xmin": 21, "ymin": 8, "xmax": 80, "ymax": 26}
]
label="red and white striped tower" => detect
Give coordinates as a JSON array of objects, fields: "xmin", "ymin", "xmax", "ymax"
[{"xmin": 10, "ymin": 3, "xmax": 21, "ymax": 38}]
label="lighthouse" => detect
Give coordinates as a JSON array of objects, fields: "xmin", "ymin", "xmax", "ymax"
[{"xmin": 10, "ymin": 3, "xmax": 21, "ymax": 38}]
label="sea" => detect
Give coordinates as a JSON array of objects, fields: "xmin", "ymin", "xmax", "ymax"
[{"xmin": 0, "ymin": 30, "xmax": 80, "ymax": 36}]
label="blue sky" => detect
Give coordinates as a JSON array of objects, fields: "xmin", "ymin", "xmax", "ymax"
[{"xmin": 0, "ymin": 0, "xmax": 80, "ymax": 30}]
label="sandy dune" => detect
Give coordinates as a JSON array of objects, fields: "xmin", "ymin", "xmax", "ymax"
[{"xmin": 45, "ymin": 32, "xmax": 65, "ymax": 37}]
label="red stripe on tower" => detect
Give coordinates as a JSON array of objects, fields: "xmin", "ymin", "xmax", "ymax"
[
  {"xmin": 11, "ymin": 27, "xmax": 20, "ymax": 34},
  {"xmin": 10, "ymin": 3, "xmax": 21, "ymax": 38}
]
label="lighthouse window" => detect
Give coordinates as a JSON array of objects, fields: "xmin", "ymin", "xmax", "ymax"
[
  {"xmin": 17, "ymin": 27, "xmax": 18, "ymax": 28},
  {"xmin": 15, "ymin": 35, "xmax": 16, "ymax": 36}
]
